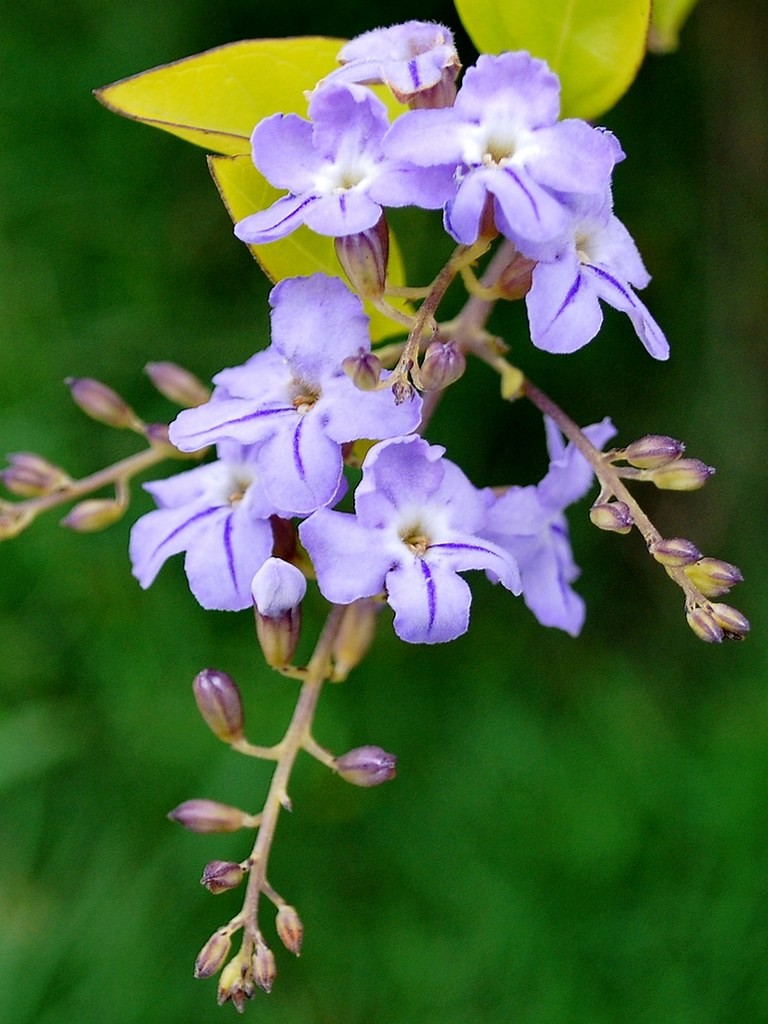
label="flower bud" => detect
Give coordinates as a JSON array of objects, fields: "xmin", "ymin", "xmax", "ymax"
[
  {"xmin": 252, "ymin": 938, "xmax": 277, "ymax": 994},
  {"xmin": 332, "ymin": 599, "xmax": 380, "ymax": 681},
  {"xmin": 334, "ymin": 745, "xmax": 397, "ymax": 787},
  {"xmin": 341, "ymin": 349, "xmax": 383, "ymax": 391},
  {"xmin": 65, "ymin": 377, "xmax": 143, "ymax": 430},
  {"xmin": 685, "ymin": 605, "xmax": 724, "ymax": 644},
  {"xmin": 335, "ymin": 215, "xmax": 389, "ymax": 299},
  {"xmin": 621, "ymin": 434, "xmax": 685, "ymax": 469},
  {"xmin": 683, "ymin": 557, "xmax": 743, "ymax": 597},
  {"xmin": 60, "ymin": 498, "xmax": 125, "ymax": 532},
  {"xmin": 649, "ymin": 458, "xmax": 715, "ymax": 491},
  {"xmin": 252, "ymin": 558, "xmax": 306, "ymax": 669},
  {"xmin": 589, "ymin": 500, "xmax": 633, "ymax": 534},
  {"xmin": 276, "ymin": 905, "xmax": 303, "ymax": 957},
  {"xmin": 0, "ymin": 452, "xmax": 71, "ymax": 497},
  {"xmin": 217, "ymin": 954, "xmax": 254, "ymax": 1010},
  {"xmin": 0, "ymin": 509, "xmax": 32, "ymax": 541},
  {"xmin": 708, "ymin": 602, "xmax": 750, "ymax": 639},
  {"xmin": 195, "ymin": 929, "xmax": 232, "ymax": 979},
  {"xmin": 649, "ymin": 537, "xmax": 702, "ymax": 567},
  {"xmin": 145, "ymin": 361, "xmax": 211, "ymax": 407},
  {"xmin": 200, "ymin": 860, "xmax": 245, "ymax": 894},
  {"xmin": 167, "ymin": 799, "xmax": 256, "ymax": 833},
  {"xmin": 418, "ymin": 340, "xmax": 466, "ymax": 391},
  {"xmin": 496, "ymin": 251, "xmax": 536, "ymax": 300},
  {"xmin": 193, "ymin": 668, "xmax": 245, "ymax": 744}
]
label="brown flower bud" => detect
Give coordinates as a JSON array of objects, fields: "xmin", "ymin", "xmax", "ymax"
[
  {"xmin": 167, "ymin": 799, "xmax": 256, "ymax": 834},
  {"xmin": 649, "ymin": 537, "xmax": 702, "ymax": 567},
  {"xmin": 334, "ymin": 745, "xmax": 397, "ymax": 787},
  {"xmin": 194, "ymin": 929, "xmax": 232, "ymax": 979},
  {"xmin": 60, "ymin": 498, "xmax": 125, "ymax": 533},
  {"xmin": 621, "ymin": 434, "xmax": 685, "ymax": 469},
  {"xmin": 335, "ymin": 215, "xmax": 389, "ymax": 299},
  {"xmin": 193, "ymin": 668, "xmax": 245, "ymax": 744},
  {"xmin": 418, "ymin": 340, "xmax": 466, "ymax": 391},
  {"xmin": 685, "ymin": 605, "xmax": 724, "ymax": 644},
  {"xmin": 589, "ymin": 501, "xmax": 633, "ymax": 534},
  {"xmin": 276, "ymin": 905, "xmax": 303, "ymax": 957},
  {"xmin": 145, "ymin": 361, "xmax": 211, "ymax": 407},
  {"xmin": 200, "ymin": 860, "xmax": 245, "ymax": 894},
  {"xmin": 332, "ymin": 599, "xmax": 380, "ymax": 681},
  {"xmin": 649, "ymin": 458, "xmax": 714, "ymax": 491},
  {"xmin": 683, "ymin": 557, "xmax": 743, "ymax": 598},
  {"xmin": 1, "ymin": 452, "xmax": 71, "ymax": 497},
  {"xmin": 252, "ymin": 938, "xmax": 277, "ymax": 994},
  {"xmin": 341, "ymin": 349, "xmax": 383, "ymax": 391},
  {"xmin": 65, "ymin": 377, "xmax": 143, "ymax": 430}
]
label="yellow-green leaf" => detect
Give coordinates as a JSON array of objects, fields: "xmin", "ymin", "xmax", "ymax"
[
  {"xmin": 95, "ymin": 37, "xmax": 344, "ymax": 155},
  {"xmin": 453, "ymin": 0, "xmax": 652, "ymax": 120},
  {"xmin": 208, "ymin": 155, "xmax": 410, "ymax": 341},
  {"xmin": 648, "ymin": 0, "xmax": 700, "ymax": 52}
]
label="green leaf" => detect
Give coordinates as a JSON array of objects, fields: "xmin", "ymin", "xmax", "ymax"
[
  {"xmin": 453, "ymin": 0, "xmax": 652, "ymax": 120},
  {"xmin": 208, "ymin": 154, "xmax": 410, "ymax": 341},
  {"xmin": 648, "ymin": 0, "xmax": 700, "ymax": 52},
  {"xmin": 95, "ymin": 37, "xmax": 344, "ymax": 155}
]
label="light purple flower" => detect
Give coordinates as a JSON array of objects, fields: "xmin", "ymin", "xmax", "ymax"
[
  {"xmin": 299, "ymin": 435, "xmax": 521, "ymax": 644},
  {"xmin": 234, "ymin": 83, "xmax": 454, "ymax": 244},
  {"xmin": 384, "ymin": 52, "xmax": 623, "ymax": 249},
  {"xmin": 168, "ymin": 274, "xmax": 422, "ymax": 515},
  {"xmin": 525, "ymin": 191, "xmax": 669, "ymax": 358},
  {"xmin": 322, "ymin": 21, "xmax": 460, "ymax": 107},
  {"xmin": 129, "ymin": 441, "xmax": 278, "ymax": 611},
  {"xmin": 483, "ymin": 417, "xmax": 616, "ymax": 636}
]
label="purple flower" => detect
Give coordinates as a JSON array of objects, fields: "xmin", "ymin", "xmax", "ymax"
[
  {"xmin": 129, "ymin": 441, "xmax": 278, "ymax": 611},
  {"xmin": 234, "ymin": 83, "xmax": 454, "ymax": 245},
  {"xmin": 322, "ymin": 21, "xmax": 460, "ymax": 107},
  {"xmin": 168, "ymin": 275, "xmax": 422, "ymax": 515},
  {"xmin": 483, "ymin": 417, "xmax": 616, "ymax": 636},
  {"xmin": 299, "ymin": 436, "xmax": 520, "ymax": 644},
  {"xmin": 525, "ymin": 191, "xmax": 669, "ymax": 358},
  {"xmin": 384, "ymin": 52, "xmax": 623, "ymax": 248}
]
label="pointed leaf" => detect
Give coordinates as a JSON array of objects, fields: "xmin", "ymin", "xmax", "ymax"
[
  {"xmin": 208, "ymin": 155, "xmax": 411, "ymax": 340},
  {"xmin": 95, "ymin": 37, "xmax": 344, "ymax": 155},
  {"xmin": 648, "ymin": 0, "xmax": 700, "ymax": 52},
  {"xmin": 453, "ymin": 0, "xmax": 652, "ymax": 120}
]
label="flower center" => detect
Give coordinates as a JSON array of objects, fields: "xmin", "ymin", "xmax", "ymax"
[
  {"xmin": 400, "ymin": 523, "xmax": 431, "ymax": 556},
  {"xmin": 291, "ymin": 380, "xmax": 320, "ymax": 415}
]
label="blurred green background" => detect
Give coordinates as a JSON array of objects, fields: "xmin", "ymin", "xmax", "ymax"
[{"xmin": 1, "ymin": 1, "xmax": 767, "ymax": 1022}]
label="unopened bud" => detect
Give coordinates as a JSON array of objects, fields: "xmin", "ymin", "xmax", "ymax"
[
  {"xmin": 201, "ymin": 860, "xmax": 245, "ymax": 894},
  {"xmin": 496, "ymin": 251, "xmax": 536, "ymax": 300},
  {"xmin": 1, "ymin": 452, "xmax": 71, "ymax": 497},
  {"xmin": 143, "ymin": 422, "xmax": 182, "ymax": 456},
  {"xmin": 193, "ymin": 668, "xmax": 245, "ymax": 744},
  {"xmin": 217, "ymin": 953, "xmax": 254, "ymax": 1010},
  {"xmin": 252, "ymin": 939, "xmax": 276, "ymax": 994},
  {"xmin": 649, "ymin": 458, "xmax": 714, "ymax": 491},
  {"xmin": 685, "ymin": 605, "xmax": 724, "ymax": 644},
  {"xmin": 418, "ymin": 340, "xmax": 466, "ymax": 391},
  {"xmin": 195, "ymin": 929, "xmax": 232, "ymax": 979},
  {"xmin": 335, "ymin": 215, "xmax": 389, "ymax": 299},
  {"xmin": 0, "ymin": 509, "xmax": 32, "ymax": 541},
  {"xmin": 649, "ymin": 537, "xmax": 702, "ymax": 567},
  {"xmin": 341, "ymin": 349, "xmax": 382, "ymax": 391},
  {"xmin": 683, "ymin": 557, "xmax": 743, "ymax": 597},
  {"xmin": 167, "ymin": 799, "xmax": 256, "ymax": 833},
  {"xmin": 65, "ymin": 377, "xmax": 143, "ymax": 430},
  {"xmin": 276, "ymin": 905, "xmax": 303, "ymax": 957},
  {"xmin": 252, "ymin": 558, "xmax": 306, "ymax": 669},
  {"xmin": 145, "ymin": 361, "xmax": 211, "ymax": 407},
  {"xmin": 589, "ymin": 500, "xmax": 633, "ymax": 534},
  {"xmin": 332, "ymin": 599, "xmax": 380, "ymax": 681},
  {"xmin": 334, "ymin": 745, "xmax": 397, "ymax": 787},
  {"xmin": 709, "ymin": 602, "xmax": 750, "ymax": 639},
  {"xmin": 60, "ymin": 497, "xmax": 125, "ymax": 532},
  {"xmin": 621, "ymin": 434, "xmax": 685, "ymax": 469}
]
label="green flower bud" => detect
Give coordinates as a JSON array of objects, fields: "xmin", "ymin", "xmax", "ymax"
[
  {"xmin": 621, "ymin": 434, "xmax": 685, "ymax": 469},
  {"xmin": 0, "ymin": 452, "xmax": 71, "ymax": 497},
  {"xmin": 650, "ymin": 458, "xmax": 714, "ymax": 491},
  {"xmin": 709, "ymin": 602, "xmax": 750, "ymax": 639},
  {"xmin": 589, "ymin": 500, "xmax": 633, "ymax": 533},
  {"xmin": 649, "ymin": 537, "xmax": 702, "ymax": 567},
  {"xmin": 683, "ymin": 557, "xmax": 743, "ymax": 597},
  {"xmin": 60, "ymin": 498, "xmax": 125, "ymax": 533},
  {"xmin": 685, "ymin": 605, "xmax": 724, "ymax": 644}
]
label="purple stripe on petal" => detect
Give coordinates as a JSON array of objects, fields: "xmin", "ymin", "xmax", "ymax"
[
  {"xmin": 181, "ymin": 406, "xmax": 293, "ymax": 442},
  {"xmin": 268, "ymin": 194, "xmax": 318, "ymax": 233},
  {"xmin": 223, "ymin": 511, "xmax": 237, "ymax": 589},
  {"xmin": 503, "ymin": 167, "xmax": 541, "ymax": 222},
  {"xmin": 408, "ymin": 58, "xmax": 421, "ymax": 90},
  {"xmin": 150, "ymin": 504, "xmax": 221, "ymax": 561},
  {"xmin": 292, "ymin": 417, "xmax": 307, "ymax": 482},
  {"xmin": 419, "ymin": 559, "xmax": 437, "ymax": 631},
  {"xmin": 551, "ymin": 272, "xmax": 584, "ymax": 322},
  {"xmin": 589, "ymin": 265, "xmax": 637, "ymax": 306}
]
